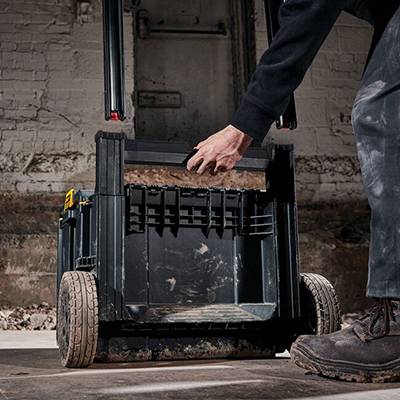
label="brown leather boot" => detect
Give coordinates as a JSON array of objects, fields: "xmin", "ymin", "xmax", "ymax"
[{"xmin": 291, "ymin": 299, "xmax": 400, "ymax": 383}]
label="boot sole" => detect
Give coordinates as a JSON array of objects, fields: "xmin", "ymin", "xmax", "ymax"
[{"xmin": 291, "ymin": 341, "xmax": 400, "ymax": 383}]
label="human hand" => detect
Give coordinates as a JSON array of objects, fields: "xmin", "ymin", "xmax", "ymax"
[{"xmin": 186, "ymin": 125, "xmax": 253, "ymax": 175}]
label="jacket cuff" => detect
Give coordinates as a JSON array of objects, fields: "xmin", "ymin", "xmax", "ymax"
[{"xmin": 229, "ymin": 98, "xmax": 278, "ymax": 143}]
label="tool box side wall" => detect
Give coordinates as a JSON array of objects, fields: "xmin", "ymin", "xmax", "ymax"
[
  {"xmin": 270, "ymin": 145, "xmax": 301, "ymax": 319},
  {"xmin": 95, "ymin": 132, "xmax": 126, "ymax": 322}
]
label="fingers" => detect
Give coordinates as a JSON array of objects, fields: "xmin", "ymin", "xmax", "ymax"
[
  {"xmin": 188, "ymin": 153, "xmax": 216, "ymax": 175},
  {"xmin": 187, "ymin": 154, "xmax": 203, "ymax": 171},
  {"xmin": 196, "ymin": 158, "xmax": 214, "ymax": 175},
  {"xmin": 189, "ymin": 155, "xmax": 233, "ymax": 176},
  {"xmin": 209, "ymin": 161, "xmax": 221, "ymax": 176},
  {"xmin": 187, "ymin": 141, "xmax": 207, "ymax": 170},
  {"xmin": 211, "ymin": 166, "xmax": 227, "ymax": 175},
  {"xmin": 209, "ymin": 159, "xmax": 236, "ymax": 175},
  {"xmin": 209, "ymin": 168, "xmax": 221, "ymax": 176},
  {"xmin": 187, "ymin": 129, "xmax": 243, "ymax": 174},
  {"xmin": 209, "ymin": 162, "xmax": 218, "ymax": 176}
]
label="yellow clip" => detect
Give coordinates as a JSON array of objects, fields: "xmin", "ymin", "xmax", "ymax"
[{"xmin": 64, "ymin": 189, "xmax": 74, "ymax": 211}]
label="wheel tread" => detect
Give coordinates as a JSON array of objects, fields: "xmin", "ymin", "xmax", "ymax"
[
  {"xmin": 57, "ymin": 271, "xmax": 98, "ymax": 368},
  {"xmin": 301, "ymin": 273, "xmax": 341, "ymax": 335}
]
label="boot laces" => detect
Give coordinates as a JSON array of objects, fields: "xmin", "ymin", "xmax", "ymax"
[{"xmin": 359, "ymin": 299, "xmax": 396, "ymax": 339}]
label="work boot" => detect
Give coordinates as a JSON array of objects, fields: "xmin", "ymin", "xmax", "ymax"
[{"xmin": 291, "ymin": 299, "xmax": 400, "ymax": 383}]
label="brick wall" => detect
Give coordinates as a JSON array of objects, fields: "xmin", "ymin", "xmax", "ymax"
[
  {"xmin": 0, "ymin": 0, "xmax": 134, "ymax": 194},
  {"xmin": 0, "ymin": 0, "xmax": 134, "ymax": 307}
]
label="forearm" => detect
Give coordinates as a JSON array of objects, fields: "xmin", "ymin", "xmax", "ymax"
[{"xmin": 231, "ymin": 0, "xmax": 348, "ymax": 142}]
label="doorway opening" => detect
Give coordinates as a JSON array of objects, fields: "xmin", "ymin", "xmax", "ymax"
[{"xmin": 132, "ymin": 0, "xmax": 257, "ymax": 147}]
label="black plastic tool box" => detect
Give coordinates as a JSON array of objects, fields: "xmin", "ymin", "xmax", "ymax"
[{"xmin": 56, "ymin": 132, "xmax": 341, "ymax": 367}]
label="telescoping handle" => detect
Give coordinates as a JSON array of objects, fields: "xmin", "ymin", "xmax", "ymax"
[
  {"xmin": 94, "ymin": 131, "xmax": 294, "ymax": 201},
  {"xmin": 103, "ymin": 0, "xmax": 126, "ymax": 121},
  {"xmin": 124, "ymin": 137, "xmax": 275, "ymax": 172}
]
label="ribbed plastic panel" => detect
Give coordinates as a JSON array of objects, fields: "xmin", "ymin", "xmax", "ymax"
[{"xmin": 126, "ymin": 183, "xmax": 274, "ymax": 237}]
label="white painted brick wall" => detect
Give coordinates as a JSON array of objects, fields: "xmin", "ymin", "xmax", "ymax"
[
  {"xmin": 0, "ymin": 0, "xmax": 134, "ymax": 193},
  {"xmin": 0, "ymin": 0, "xmax": 374, "ymax": 202}
]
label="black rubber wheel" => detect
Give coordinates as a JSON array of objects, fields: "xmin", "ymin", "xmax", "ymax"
[
  {"xmin": 57, "ymin": 271, "xmax": 98, "ymax": 368},
  {"xmin": 299, "ymin": 273, "xmax": 341, "ymax": 335}
]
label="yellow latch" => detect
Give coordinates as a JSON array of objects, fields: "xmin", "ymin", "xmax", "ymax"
[{"xmin": 64, "ymin": 189, "xmax": 74, "ymax": 211}]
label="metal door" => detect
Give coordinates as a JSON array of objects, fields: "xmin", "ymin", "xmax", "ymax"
[{"xmin": 134, "ymin": 0, "xmax": 253, "ymax": 146}]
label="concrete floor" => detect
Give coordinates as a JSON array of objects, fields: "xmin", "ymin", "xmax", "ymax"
[{"xmin": 1, "ymin": 332, "xmax": 400, "ymax": 399}]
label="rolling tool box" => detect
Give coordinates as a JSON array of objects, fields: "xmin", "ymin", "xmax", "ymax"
[
  {"xmin": 56, "ymin": 0, "xmax": 341, "ymax": 368},
  {"xmin": 57, "ymin": 133, "xmax": 341, "ymax": 367}
]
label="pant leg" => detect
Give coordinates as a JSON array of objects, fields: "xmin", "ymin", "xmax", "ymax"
[{"xmin": 351, "ymin": 4, "xmax": 400, "ymax": 300}]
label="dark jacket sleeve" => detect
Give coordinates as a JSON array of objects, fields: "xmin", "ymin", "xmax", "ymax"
[
  {"xmin": 230, "ymin": 0, "xmax": 348, "ymax": 143},
  {"xmin": 344, "ymin": 0, "xmax": 378, "ymax": 26}
]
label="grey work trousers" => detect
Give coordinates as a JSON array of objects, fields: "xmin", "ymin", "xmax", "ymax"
[{"xmin": 351, "ymin": 4, "xmax": 400, "ymax": 299}]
